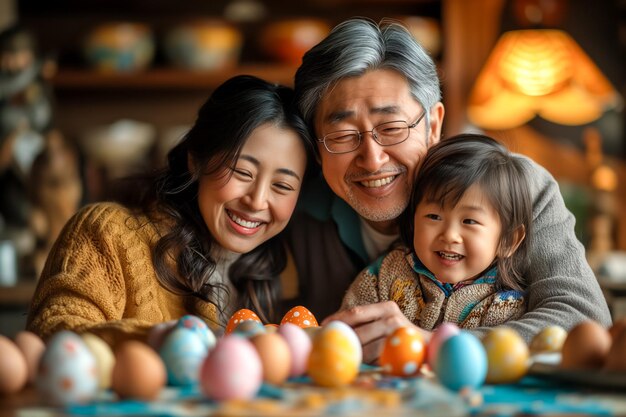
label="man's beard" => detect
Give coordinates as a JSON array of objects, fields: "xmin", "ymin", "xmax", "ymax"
[{"xmin": 345, "ymin": 186, "xmax": 410, "ymax": 222}]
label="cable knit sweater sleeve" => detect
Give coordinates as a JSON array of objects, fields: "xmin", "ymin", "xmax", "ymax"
[
  {"xmin": 26, "ymin": 202, "xmax": 204, "ymax": 347},
  {"xmin": 469, "ymin": 156, "xmax": 612, "ymax": 342}
]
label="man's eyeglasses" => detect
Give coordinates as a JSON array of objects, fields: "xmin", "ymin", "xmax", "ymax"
[{"xmin": 317, "ymin": 111, "xmax": 427, "ymax": 154}]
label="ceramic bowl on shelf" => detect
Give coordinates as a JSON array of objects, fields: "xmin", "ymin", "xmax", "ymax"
[
  {"xmin": 79, "ymin": 119, "xmax": 156, "ymax": 178},
  {"xmin": 163, "ymin": 20, "xmax": 243, "ymax": 71},
  {"xmin": 83, "ymin": 22, "xmax": 155, "ymax": 73},
  {"xmin": 259, "ymin": 18, "xmax": 330, "ymax": 65}
]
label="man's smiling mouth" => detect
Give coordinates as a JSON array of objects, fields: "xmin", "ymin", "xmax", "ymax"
[{"xmin": 359, "ymin": 175, "xmax": 396, "ymax": 188}]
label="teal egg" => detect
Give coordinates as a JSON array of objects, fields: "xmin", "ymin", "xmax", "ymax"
[{"xmin": 435, "ymin": 331, "xmax": 487, "ymax": 391}]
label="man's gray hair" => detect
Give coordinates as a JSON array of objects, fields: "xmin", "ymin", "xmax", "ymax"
[{"xmin": 294, "ymin": 17, "xmax": 441, "ymax": 133}]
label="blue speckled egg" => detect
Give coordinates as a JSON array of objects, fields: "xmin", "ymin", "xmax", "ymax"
[
  {"xmin": 176, "ymin": 315, "xmax": 216, "ymax": 350},
  {"xmin": 159, "ymin": 327, "xmax": 209, "ymax": 386}
]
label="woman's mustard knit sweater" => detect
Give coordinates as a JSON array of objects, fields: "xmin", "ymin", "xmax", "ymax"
[{"xmin": 26, "ymin": 202, "xmax": 220, "ymax": 347}]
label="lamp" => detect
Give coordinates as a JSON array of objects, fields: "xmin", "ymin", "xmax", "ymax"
[{"xmin": 467, "ymin": 28, "xmax": 622, "ymax": 130}]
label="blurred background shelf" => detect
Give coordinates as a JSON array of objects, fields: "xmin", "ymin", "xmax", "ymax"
[{"xmin": 52, "ymin": 65, "xmax": 298, "ymax": 90}]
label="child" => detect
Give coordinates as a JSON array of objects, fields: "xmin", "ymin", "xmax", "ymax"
[{"xmin": 341, "ymin": 133, "xmax": 532, "ymax": 330}]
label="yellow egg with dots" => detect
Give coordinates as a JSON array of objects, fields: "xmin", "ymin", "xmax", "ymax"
[
  {"xmin": 482, "ymin": 327, "xmax": 529, "ymax": 384},
  {"xmin": 529, "ymin": 325, "xmax": 567, "ymax": 354}
]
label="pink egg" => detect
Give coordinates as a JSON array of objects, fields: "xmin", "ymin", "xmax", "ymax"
[
  {"xmin": 278, "ymin": 323, "xmax": 312, "ymax": 377},
  {"xmin": 427, "ymin": 322, "xmax": 460, "ymax": 370},
  {"xmin": 200, "ymin": 335, "xmax": 262, "ymax": 401}
]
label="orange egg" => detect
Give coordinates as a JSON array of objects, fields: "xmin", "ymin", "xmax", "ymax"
[
  {"xmin": 14, "ymin": 331, "xmax": 45, "ymax": 385},
  {"xmin": 608, "ymin": 317, "xmax": 626, "ymax": 341},
  {"xmin": 307, "ymin": 328, "xmax": 359, "ymax": 387},
  {"xmin": 561, "ymin": 320, "xmax": 611, "ymax": 370},
  {"xmin": 604, "ymin": 322, "xmax": 626, "ymax": 372},
  {"xmin": 226, "ymin": 309, "xmax": 261, "ymax": 334},
  {"xmin": 250, "ymin": 333, "xmax": 291, "ymax": 385},
  {"xmin": 380, "ymin": 327, "xmax": 425, "ymax": 377},
  {"xmin": 0, "ymin": 335, "xmax": 28, "ymax": 395},
  {"xmin": 264, "ymin": 323, "xmax": 279, "ymax": 333},
  {"xmin": 111, "ymin": 341, "xmax": 166, "ymax": 400},
  {"xmin": 281, "ymin": 306, "xmax": 318, "ymax": 328}
]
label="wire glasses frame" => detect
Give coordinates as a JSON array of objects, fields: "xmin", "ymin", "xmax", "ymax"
[{"xmin": 317, "ymin": 110, "xmax": 427, "ymax": 154}]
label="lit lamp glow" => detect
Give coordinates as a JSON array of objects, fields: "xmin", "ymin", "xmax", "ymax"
[{"xmin": 468, "ymin": 29, "xmax": 621, "ymax": 130}]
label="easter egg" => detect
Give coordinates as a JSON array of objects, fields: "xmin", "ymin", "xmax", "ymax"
[
  {"xmin": 81, "ymin": 333, "xmax": 115, "ymax": 389},
  {"xmin": 200, "ymin": 335, "xmax": 262, "ymax": 401},
  {"xmin": 0, "ymin": 335, "xmax": 28, "ymax": 395},
  {"xmin": 324, "ymin": 320, "xmax": 362, "ymax": 365},
  {"xmin": 147, "ymin": 320, "xmax": 177, "ymax": 351},
  {"xmin": 281, "ymin": 306, "xmax": 318, "ymax": 328},
  {"xmin": 226, "ymin": 309, "xmax": 262, "ymax": 334},
  {"xmin": 233, "ymin": 320, "xmax": 266, "ymax": 338},
  {"xmin": 176, "ymin": 315, "xmax": 216, "ymax": 350},
  {"xmin": 160, "ymin": 327, "xmax": 209, "ymax": 386},
  {"xmin": 264, "ymin": 323, "xmax": 279, "ymax": 333},
  {"xmin": 604, "ymin": 324, "xmax": 626, "ymax": 372},
  {"xmin": 13, "ymin": 331, "xmax": 44, "ymax": 386},
  {"xmin": 112, "ymin": 340, "xmax": 166, "ymax": 400},
  {"xmin": 307, "ymin": 323, "xmax": 361, "ymax": 387},
  {"xmin": 561, "ymin": 320, "xmax": 611, "ymax": 370},
  {"xmin": 435, "ymin": 331, "xmax": 487, "ymax": 391},
  {"xmin": 426, "ymin": 322, "xmax": 460, "ymax": 369},
  {"xmin": 250, "ymin": 332, "xmax": 292, "ymax": 385},
  {"xmin": 529, "ymin": 325, "xmax": 567, "ymax": 354},
  {"xmin": 482, "ymin": 327, "xmax": 529, "ymax": 384},
  {"xmin": 278, "ymin": 323, "xmax": 312, "ymax": 377},
  {"xmin": 37, "ymin": 331, "xmax": 99, "ymax": 405},
  {"xmin": 380, "ymin": 326, "xmax": 425, "ymax": 377}
]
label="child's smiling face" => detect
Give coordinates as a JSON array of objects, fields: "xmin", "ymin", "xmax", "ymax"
[{"xmin": 412, "ymin": 183, "xmax": 502, "ymax": 284}]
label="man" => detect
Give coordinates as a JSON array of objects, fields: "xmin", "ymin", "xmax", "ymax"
[{"xmin": 285, "ymin": 17, "xmax": 611, "ymax": 363}]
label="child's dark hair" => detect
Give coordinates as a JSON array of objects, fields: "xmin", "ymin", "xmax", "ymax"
[{"xmin": 399, "ymin": 133, "xmax": 532, "ymax": 291}]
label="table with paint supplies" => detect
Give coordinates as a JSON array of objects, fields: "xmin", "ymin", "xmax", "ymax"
[{"xmin": 1, "ymin": 305, "xmax": 626, "ymax": 417}]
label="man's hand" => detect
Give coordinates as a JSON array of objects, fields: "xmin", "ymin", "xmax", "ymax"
[{"xmin": 322, "ymin": 301, "xmax": 431, "ymax": 364}]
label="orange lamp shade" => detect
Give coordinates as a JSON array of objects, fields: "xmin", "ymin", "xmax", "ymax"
[{"xmin": 468, "ymin": 29, "xmax": 621, "ymax": 130}]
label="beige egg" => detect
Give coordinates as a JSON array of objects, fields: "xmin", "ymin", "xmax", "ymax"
[
  {"xmin": 604, "ymin": 323, "xmax": 626, "ymax": 372},
  {"xmin": 82, "ymin": 333, "xmax": 115, "ymax": 389},
  {"xmin": 250, "ymin": 332, "xmax": 291, "ymax": 385},
  {"xmin": 112, "ymin": 341, "xmax": 166, "ymax": 400},
  {"xmin": 13, "ymin": 331, "xmax": 45, "ymax": 385},
  {"xmin": 529, "ymin": 325, "xmax": 567, "ymax": 354},
  {"xmin": 0, "ymin": 334, "xmax": 28, "ymax": 394},
  {"xmin": 561, "ymin": 320, "xmax": 611, "ymax": 370}
]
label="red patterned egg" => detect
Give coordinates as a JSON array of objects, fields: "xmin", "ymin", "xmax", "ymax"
[
  {"xmin": 226, "ymin": 309, "xmax": 261, "ymax": 334},
  {"xmin": 380, "ymin": 327, "xmax": 425, "ymax": 377},
  {"xmin": 281, "ymin": 306, "xmax": 318, "ymax": 328}
]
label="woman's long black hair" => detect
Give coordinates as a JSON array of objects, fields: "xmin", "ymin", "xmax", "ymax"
[{"xmin": 118, "ymin": 75, "xmax": 315, "ymax": 326}]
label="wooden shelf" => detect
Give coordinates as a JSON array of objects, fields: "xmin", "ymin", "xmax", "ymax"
[
  {"xmin": 0, "ymin": 281, "xmax": 37, "ymax": 307},
  {"xmin": 51, "ymin": 65, "xmax": 299, "ymax": 90}
]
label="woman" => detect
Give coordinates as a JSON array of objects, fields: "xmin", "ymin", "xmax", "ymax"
[{"xmin": 26, "ymin": 75, "xmax": 315, "ymax": 347}]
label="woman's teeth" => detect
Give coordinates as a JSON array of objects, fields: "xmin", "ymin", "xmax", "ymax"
[
  {"xmin": 361, "ymin": 176, "xmax": 395, "ymax": 188},
  {"xmin": 228, "ymin": 211, "xmax": 261, "ymax": 228}
]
